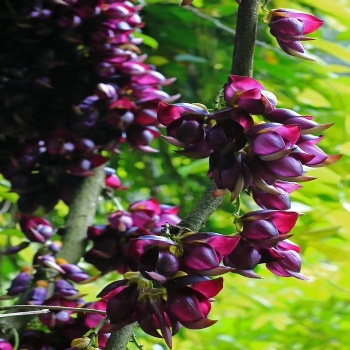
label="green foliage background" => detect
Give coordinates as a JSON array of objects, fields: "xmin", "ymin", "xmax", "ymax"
[{"xmin": 1, "ymin": 0, "xmax": 350, "ymax": 349}]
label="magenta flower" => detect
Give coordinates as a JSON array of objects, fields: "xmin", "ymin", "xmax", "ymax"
[
  {"xmin": 85, "ymin": 224, "xmax": 138, "ymax": 274},
  {"xmin": 165, "ymin": 277, "xmax": 223, "ymax": 330},
  {"xmin": 0, "ymin": 339, "xmax": 13, "ymax": 350},
  {"xmin": 109, "ymin": 210, "xmax": 133, "ymax": 232},
  {"xmin": 247, "ymin": 123, "xmax": 301, "ymax": 161},
  {"xmin": 266, "ymin": 9, "xmax": 324, "ymax": 60},
  {"xmin": 224, "ymin": 210, "xmax": 300, "ymax": 278},
  {"xmin": 157, "ymin": 102, "xmax": 210, "ymax": 150},
  {"xmin": 98, "ymin": 273, "xmax": 223, "ymax": 348},
  {"xmin": 5, "ymin": 269, "xmax": 33, "ymax": 297},
  {"xmin": 19, "ymin": 215, "xmax": 54, "ymax": 243},
  {"xmin": 105, "ymin": 168, "xmax": 126, "ymax": 190},
  {"xmin": 129, "ymin": 198, "xmax": 181, "ymax": 233},
  {"xmin": 265, "ymin": 108, "xmax": 332, "ymax": 134},
  {"xmin": 296, "ymin": 134, "xmax": 341, "ymax": 167},
  {"xmin": 224, "ymin": 75, "xmax": 277, "ymax": 115},
  {"xmin": 265, "ymin": 240, "xmax": 307, "ymax": 280},
  {"xmin": 128, "ymin": 235, "xmax": 179, "ymax": 282},
  {"xmin": 251, "ymin": 181, "xmax": 302, "ymax": 210},
  {"xmin": 179, "ymin": 233, "xmax": 240, "ymax": 276},
  {"xmin": 223, "ymin": 240, "xmax": 262, "ymax": 278},
  {"xmin": 129, "ymin": 232, "xmax": 240, "ymax": 279},
  {"xmin": 206, "ymin": 108, "xmax": 254, "ymax": 199},
  {"xmin": 239, "ymin": 210, "xmax": 299, "ymax": 246},
  {"xmin": 98, "ymin": 275, "xmax": 179, "ymax": 348}
]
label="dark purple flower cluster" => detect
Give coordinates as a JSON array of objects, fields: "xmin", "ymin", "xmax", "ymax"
[
  {"xmin": 224, "ymin": 209, "xmax": 305, "ymax": 279},
  {"xmin": 0, "ymin": 0, "xmax": 176, "ymax": 212},
  {"xmin": 85, "ymin": 198, "xmax": 181, "ymax": 273},
  {"xmin": 265, "ymin": 8, "xmax": 324, "ymax": 60},
  {"xmin": 99, "ymin": 273, "xmax": 224, "ymax": 349},
  {"xmin": 158, "ymin": 74, "xmax": 340, "ymax": 209}
]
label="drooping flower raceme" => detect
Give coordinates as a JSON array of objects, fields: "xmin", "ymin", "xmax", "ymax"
[
  {"xmin": 158, "ymin": 74, "xmax": 339, "ymax": 208},
  {"xmin": 0, "ymin": 0, "xmax": 177, "ymax": 212},
  {"xmin": 98, "ymin": 272, "xmax": 224, "ymax": 349},
  {"xmin": 265, "ymin": 8, "xmax": 324, "ymax": 60}
]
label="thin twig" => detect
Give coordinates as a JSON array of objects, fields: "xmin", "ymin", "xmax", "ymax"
[
  {"xmin": 0, "ymin": 309, "xmax": 50, "ymax": 318},
  {"xmin": 0, "ymin": 304, "xmax": 107, "ymax": 315},
  {"xmin": 185, "ymin": 5, "xmax": 279, "ymax": 53}
]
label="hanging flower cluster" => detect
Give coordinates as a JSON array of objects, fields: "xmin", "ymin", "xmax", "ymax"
[
  {"xmin": 0, "ymin": 213, "xmax": 109, "ymax": 349},
  {"xmin": 85, "ymin": 198, "xmax": 181, "ymax": 273},
  {"xmin": 158, "ymin": 74, "xmax": 339, "ymax": 206},
  {"xmin": 0, "ymin": 0, "xmax": 177, "ymax": 212}
]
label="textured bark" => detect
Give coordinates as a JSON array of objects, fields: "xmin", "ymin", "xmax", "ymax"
[
  {"xmin": 179, "ymin": 180, "xmax": 224, "ymax": 231},
  {"xmin": 105, "ymin": 323, "xmax": 138, "ymax": 350},
  {"xmin": 231, "ymin": 0, "xmax": 260, "ymax": 77},
  {"xmin": 58, "ymin": 166, "xmax": 104, "ymax": 263}
]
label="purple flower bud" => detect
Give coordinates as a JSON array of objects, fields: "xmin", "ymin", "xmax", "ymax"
[
  {"xmin": 56, "ymin": 259, "xmax": 91, "ymax": 283},
  {"xmin": 224, "ymin": 75, "xmax": 277, "ymax": 115},
  {"xmin": 27, "ymin": 281, "xmax": 48, "ymax": 305},
  {"xmin": 0, "ymin": 241, "xmax": 30, "ymax": 255},
  {"xmin": 265, "ymin": 240, "xmax": 307, "ymax": 280},
  {"xmin": 6, "ymin": 269, "xmax": 33, "ymax": 296},
  {"xmin": 109, "ymin": 211, "xmax": 133, "ymax": 231}
]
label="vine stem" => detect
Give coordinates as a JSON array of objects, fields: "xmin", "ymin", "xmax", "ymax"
[
  {"xmin": 180, "ymin": 0, "xmax": 260, "ymax": 233},
  {"xmin": 0, "ymin": 304, "xmax": 107, "ymax": 315},
  {"xmin": 105, "ymin": 1, "xmax": 260, "ymax": 349}
]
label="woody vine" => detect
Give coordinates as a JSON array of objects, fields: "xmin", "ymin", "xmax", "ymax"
[{"xmin": 0, "ymin": 1, "xmax": 340, "ymax": 350}]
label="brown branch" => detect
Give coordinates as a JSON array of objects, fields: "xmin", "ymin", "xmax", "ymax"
[{"xmin": 231, "ymin": 0, "xmax": 260, "ymax": 77}]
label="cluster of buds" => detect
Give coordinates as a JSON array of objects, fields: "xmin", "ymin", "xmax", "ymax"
[
  {"xmin": 99, "ymin": 272, "xmax": 224, "ymax": 348},
  {"xmin": 158, "ymin": 74, "xmax": 340, "ymax": 208},
  {"xmin": 0, "ymin": 0, "xmax": 176, "ymax": 212},
  {"xmin": 265, "ymin": 9, "xmax": 324, "ymax": 60},
  {"xmin": 85, "ymin": 198, "xmax": 181, "ymax": 273}
]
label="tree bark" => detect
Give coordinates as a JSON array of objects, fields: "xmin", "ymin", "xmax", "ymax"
[{"xmin": 58, "ymin": 166, "xmax": 105, "ymax": 263}]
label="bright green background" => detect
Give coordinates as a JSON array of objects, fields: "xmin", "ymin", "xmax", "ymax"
[{"xmin": 1, "ymin": 0, "xmax": 350, "ymax": 349}]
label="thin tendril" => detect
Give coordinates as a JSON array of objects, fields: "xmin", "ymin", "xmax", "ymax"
[{"xmin": 261, "ymin": 0, "xmax": 270, "ymax": 13}]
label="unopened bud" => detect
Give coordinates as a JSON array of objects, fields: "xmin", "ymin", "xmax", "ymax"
[{"xmin": 71, "ymin": 337, "xmax": 90, "ymax": 349}]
